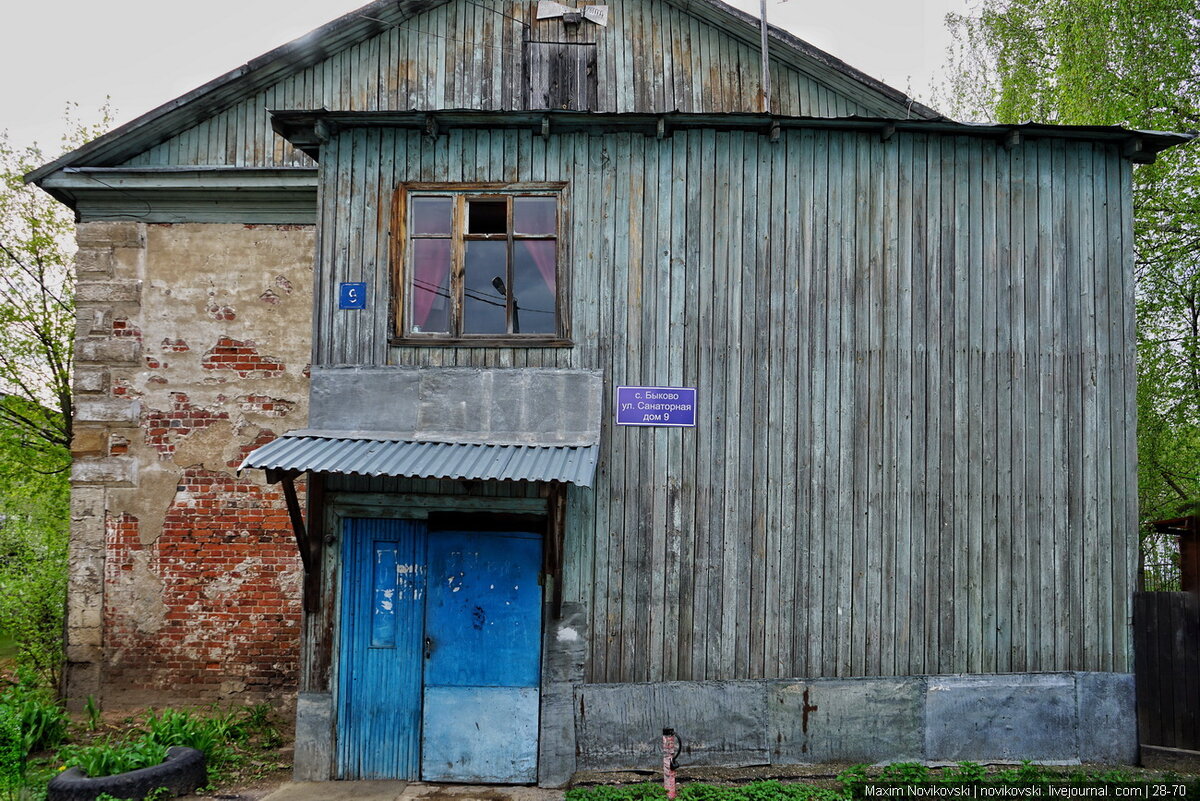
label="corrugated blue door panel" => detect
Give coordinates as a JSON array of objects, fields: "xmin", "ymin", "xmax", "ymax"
[
  {"xmin": 420, "ymin": 687, "xmax": 539, "ymax": 782},
  {"xmin": 421, "ymin": 530, "xmax": 542, "ymax": 782},
  {"xmin": 336, "ymin": 518, "xmax": 426, "ymax": 779}
]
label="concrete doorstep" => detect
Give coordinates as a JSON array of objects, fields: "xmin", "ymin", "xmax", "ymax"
[{"xmin": 261, "ymin": 782, "xmax": 566, "ymax": 801}]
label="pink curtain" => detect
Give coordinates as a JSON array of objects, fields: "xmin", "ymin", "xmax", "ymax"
[
  {"xmin": 412, "ymin": 240, "xmax": 451, "ymax": 328},
  {"xmin": 520, "ymin": 240, "xmax": 556, "ymax": 292}
]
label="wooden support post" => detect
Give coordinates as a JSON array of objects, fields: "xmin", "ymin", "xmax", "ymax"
[
  {"xmin": 268, "ymin": 468, "xmax": 322, "ymax": 613},
  {"xmin": 543, "ymin": 481, "xmax": 568, "ymax": 619},
  {"xmin": 1183, "ymin": 516, "xmax": 1199, "ymax": 595}
]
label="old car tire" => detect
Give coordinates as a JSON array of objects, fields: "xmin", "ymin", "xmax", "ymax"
[{"xmin": 47, "ymin": 746, "xmax": 207, "ymax": 801}]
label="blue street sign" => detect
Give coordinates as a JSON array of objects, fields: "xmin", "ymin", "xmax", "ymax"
[
  {"xmin": 339, "ymin": 282, "xmax": 367, "ymax": 309},
  {"xmin": 616, "ymin": 386, "xmax": 697, "ymax": 427}
]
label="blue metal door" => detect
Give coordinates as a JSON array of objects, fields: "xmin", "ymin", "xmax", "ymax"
[
  {"xmin": 336, "ymin": 518, "xmax": 427, "ymax": 779},
  {"xmin": 337, "ymin": 520, "xmax": 542, "ymax": 782},
  {"xmin": 420, "ymin": 530, "xmax": 543, "ymax": 782}
]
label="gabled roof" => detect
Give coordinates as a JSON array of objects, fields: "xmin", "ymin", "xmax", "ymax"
[{"xmin": 27, "ymin": 0, "xmax": 938, "ymax": 185}]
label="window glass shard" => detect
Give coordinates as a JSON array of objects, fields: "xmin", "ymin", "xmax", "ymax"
[
  {"xmin": 464, "ymin": 241, "xmax": 509, "ymax": 334},
  {"xmin": 411, "ymin": 196, "xmax": 453, "ymax": 235},
  {"xmin": 512, "ymin": 241, "xmax": 557, "ymax": 334},
  {"xmin": 410, "ymin": 239, "xmax": 452, "ymax": 333},
  {"xmin": 513, "ymin": 197, "xmax": 556, "ymax": 235}
]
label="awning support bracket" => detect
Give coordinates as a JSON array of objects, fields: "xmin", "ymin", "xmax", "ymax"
[{"xmin": 266, "ymin": 468, "xmax": 323, "ymax": 612}]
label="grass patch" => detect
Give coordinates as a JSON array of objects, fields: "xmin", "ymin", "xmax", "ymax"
[
  {"xmin": 567, "ymin": 763, "xmax": 1200, "ymax": 801},
  {"xmin": 0, "ymin": 680, "xmax": 290, "ymax": 801}
]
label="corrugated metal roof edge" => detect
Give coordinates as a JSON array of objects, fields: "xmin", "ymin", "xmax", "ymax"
[
  {"xmin": 240, "ymin": 436, "xmax": 600, "ymax": 487},
  {"xmin": 25, "ymin": 0, "xmax": 937, "ymax": 186}
]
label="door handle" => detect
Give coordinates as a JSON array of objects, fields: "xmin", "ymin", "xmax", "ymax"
[{"xmin": 424, "ymin": 636, "xmax": 434, "ymax": 659}]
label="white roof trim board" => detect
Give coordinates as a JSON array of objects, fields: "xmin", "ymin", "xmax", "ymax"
[{"xmin": 241, "ymin": 434, "xmax": 601, "ymax": 487}]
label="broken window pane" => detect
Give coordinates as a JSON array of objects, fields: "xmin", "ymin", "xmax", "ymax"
[
  {"xmin": 468, "ymin": 200, "xmax": 507, "ymax": 234},
  {"xmin": 464, "ymin": 241, "xmax": 509, "ymax": 334},
  {"xmin": 411, "ymin": 196, "xmax": 453, "ymax": 235},
  {"xmin": 513, "ymin": 197, "xmax": 556, "ymax": 236},
  {"xmin": 409, "ymin": 239, "xmax": 452, "ymax": 333},
  {"xmin": 512, "ymin": 241, "xmax": 556, "ymax": 334}
]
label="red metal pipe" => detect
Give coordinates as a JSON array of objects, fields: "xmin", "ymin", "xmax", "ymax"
[{"xmin": 662, "ymin": 728, "xmax": 680, "ymax": 799}]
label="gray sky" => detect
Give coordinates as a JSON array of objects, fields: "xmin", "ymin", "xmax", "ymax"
[{"xmin": 0, "ymin": 0, "xmax": 965, "ymax": 157}]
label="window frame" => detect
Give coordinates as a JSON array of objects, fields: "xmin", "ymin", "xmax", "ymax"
[{"xmin": 391, "ymin": 182, "xmax": 571, "ymax": 347}]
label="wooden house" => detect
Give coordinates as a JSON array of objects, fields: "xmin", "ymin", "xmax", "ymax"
[{"xmin": 29, "ymin": 0, "xmax": 1188, "ymax": 785}]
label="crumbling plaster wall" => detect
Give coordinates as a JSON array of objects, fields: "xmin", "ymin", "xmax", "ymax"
[{"xmin": 69, "ymin": 221, "xmax": 313, "ymax": 709}]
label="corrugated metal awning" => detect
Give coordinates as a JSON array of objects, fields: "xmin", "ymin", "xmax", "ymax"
[{"xmin": 240, "ymin": 434, "xmax": 600, "ymax": 487}]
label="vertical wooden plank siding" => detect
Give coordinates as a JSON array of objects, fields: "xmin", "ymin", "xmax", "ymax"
[
  {"xmin": 312, "ymin": 125, "xmax": 1137, "ymax": 682},
  {"xmin": 115, "ymin": 0, "xmax": 885, "ymax": 169}
]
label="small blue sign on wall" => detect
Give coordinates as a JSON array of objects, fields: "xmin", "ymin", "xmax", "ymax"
[
  {"xmin": 339, "ymin": 282, "xmax": 367, "ymax": 309},
  {"xmin": 616, "ymin": 386, "xmax": 697, "ymax": 427}
]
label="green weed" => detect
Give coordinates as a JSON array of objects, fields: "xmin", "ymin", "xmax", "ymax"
[
  {"xmin": 58, "ymin": 738, "xmax": 168, "ymax": 778},
  {"xmin": 940, "ymin": 761, "xmax": 987, "ymax": 784},
  {"xmin": 0, "ymin": 685, "xmax": 67, "ymax": 756},
  {"xmin": 84, "ymin": 695, "xmax": 101, "ymax": 733},
  {"xmin": 0, "ymin": 706, "xmax": 25, "ymax": 801},
  {"xmin": 878, "ymin": 762, "xmax": 929, "ymax": 784}
]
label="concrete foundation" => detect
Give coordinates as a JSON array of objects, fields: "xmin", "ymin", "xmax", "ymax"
[
  {"xmin": 293, "ymin": 670, "xmax": 1135, "ymax": 786},
  {"xmin": 571, "ymin": 672, "xmax": 1137, "ymax": 774}
]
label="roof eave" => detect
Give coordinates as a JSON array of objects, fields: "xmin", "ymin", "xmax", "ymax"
[{"xmin": 270, "ymin": 109, "xmax": 1193, "ymax": 162}]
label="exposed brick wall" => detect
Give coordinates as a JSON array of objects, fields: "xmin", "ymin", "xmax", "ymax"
[
  {"xmin": 202, "ymin": 338, "xmax": 286, "ymax": 378},
  {"xmin": 142, "ymin": 393, "xmax": 230, "ymax": 457},
  {"xmin": 68, "ymin": 221, "xmax": 314, "ymax": 711},
  {"xmin": 103, "ymin": 471, "xmax": 302, "ymax": 698}
]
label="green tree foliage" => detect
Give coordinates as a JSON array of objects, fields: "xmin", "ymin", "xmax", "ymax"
[
  {"xmin": 0, "ymin": 128, "xmax": 76, "ymax": 465},
  {"xmin": 0, "ymin": 417, "xmax": 69, "ymax": 687},
  {"xmin": 941, "ymin": 0, "xmax": 1200, "ymax": 524},
  {"xmin": 0, "ymin": 105, "xmax": 110, "ymax": 686}
]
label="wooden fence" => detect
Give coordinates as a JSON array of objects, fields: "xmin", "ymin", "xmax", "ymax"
[{"xmin": 1133, "ymin": 591, "xmax": 1199, "ymax": 751}]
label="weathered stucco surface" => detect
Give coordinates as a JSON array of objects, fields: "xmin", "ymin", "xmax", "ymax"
[{"xmin": 69, "ymin": 222, "xmax": 313, "ymax": 708}]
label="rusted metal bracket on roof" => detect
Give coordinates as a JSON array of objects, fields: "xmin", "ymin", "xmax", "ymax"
[{"xmin": 265, "ymin": 468, "xmax": 322, "ymax": 613}]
